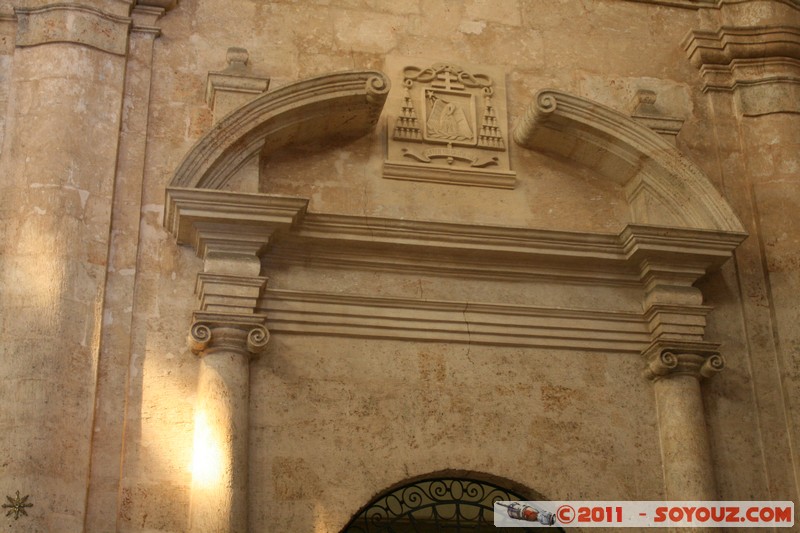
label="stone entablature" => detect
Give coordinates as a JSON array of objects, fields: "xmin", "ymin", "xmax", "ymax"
[{"xmin": 166, "ymin": 187, "xmax": 745, "ymax": 356}]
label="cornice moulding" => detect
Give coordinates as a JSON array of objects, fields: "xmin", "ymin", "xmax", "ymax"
[
  {"xmin": 168, "ymin": 70, "xmax": 390, "ymax": 190},
  {"xmin": 512, "ymin": 90, "xmax": 745, "ymax": 233},
  {"xmin": 296, "ymin": 213, "xmax": 624, "ymax": 259},
  {"xmin": 684, "ymin": 25, "xmax": 800, "ymax": 114},
  {"xmin": 164, "ymin": 187, "xmax": 745, "ymax": 286},
  {"xmin": 164, "ymin": 187, "xmax": 309, "ymax": 257},
  {"xmin": 684, "ymin": 26, "xmax": 800, "ymax": 71},
  {"xmin": 265, "ymin": 239, "xmax": 641, "ymax": 286},
  {"xmin": 14, "ymin": 2, "xmax": 131, "ymax": 54},
  {"xmin": 620, "ymin": 224, "xmax": 747, "ymax": 271}
]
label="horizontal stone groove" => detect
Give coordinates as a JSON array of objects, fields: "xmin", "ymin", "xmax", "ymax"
[{"xmin": 259, "ymin": 289, "xmax": 650, "ymax": 352}]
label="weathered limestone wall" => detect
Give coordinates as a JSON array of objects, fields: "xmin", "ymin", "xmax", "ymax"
[
  {"xmin": 249, "ymin": 338, "xmax": 660, "ymax": 531},
  {"xmin": 0, "ymin": 0, "xmax": 797, "ymax": 532}
]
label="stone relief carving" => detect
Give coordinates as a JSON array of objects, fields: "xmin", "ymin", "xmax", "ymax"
[{"xmin": 383, "ymin": 58, "xmax": 516, "ymax": 188}]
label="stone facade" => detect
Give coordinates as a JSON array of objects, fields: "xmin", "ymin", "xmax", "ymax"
[{"xmin": 0, "ymin": 0, "xmax": 798, "ymax": 531}]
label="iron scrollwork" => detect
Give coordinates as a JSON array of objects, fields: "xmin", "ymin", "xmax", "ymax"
[{"xmin": 342, "ymin": 477, "xmax": 562, "ymax": 532}]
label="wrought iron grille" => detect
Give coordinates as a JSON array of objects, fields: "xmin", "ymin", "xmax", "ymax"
[{"xmin": 342, "ymin": 477, "xmax": 565, "ymax": 532}]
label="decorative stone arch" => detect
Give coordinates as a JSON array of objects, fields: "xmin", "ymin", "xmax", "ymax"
[
  {"xmin": 169, "ymin": 70, "xmax": 390, "ymax": 190},
  {"xmin": 512, "ymin": 90, "xmax": 744, "ymax": 232},
  {"xmin": 163, "ymin": 69, "xmax": 746, "ymax": 532}
]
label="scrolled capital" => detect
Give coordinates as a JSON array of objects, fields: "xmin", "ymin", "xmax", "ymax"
[
  {"xmin": 643, "ymin": 350, "xmax": 679, "ymax": 380},
  {"xmin": 246, "ymin": 324, "xmax": 270, "ymax": 354},
  {"xmin": 365, "ymin": 73, "xmax": 391, "ymax": 126},
  {"xmin": 188, "ymin": 322, "xmax": 212, "ymax": 354},
  {"xmin": 700, "ymin": 353, "xmax": 725, "ymax": 378},
  {"xmin": 186, "ymin": 312, "xmax": 271, "ymax": 360},
  {"xmin": 643, "ymin": 341, "xmax": 724, "ymax": 382}
]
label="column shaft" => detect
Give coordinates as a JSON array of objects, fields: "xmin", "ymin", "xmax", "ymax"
[
  {"xmin": 189, "ymin": 328, "xmax": 250, "ymax": 533},
  {"xmin": 654, "ymin": 375, "xmax": 716, "ymax": 501}
]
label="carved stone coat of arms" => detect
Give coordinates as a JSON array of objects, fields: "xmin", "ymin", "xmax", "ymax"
[{"xmin": 383, "ymin": 59, "xmax": 515, "ymax": 188}]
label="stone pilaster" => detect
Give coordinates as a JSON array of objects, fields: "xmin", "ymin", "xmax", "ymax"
[
  {"xmin": 185, "ymin": 228, "xmax": 272, "ymax": 532},
  {"xmin": 684, "ymin": 0, "xmax": 800, "ymax": 505},
  {"xmin": 163, "ymin": 187, "xmax": 307, "ymax": 532},
  {"xmin": 624, "ymin": 226, "xmax": 741, "ymax": 515},
  {"xmin": 0, "ymin": 2, "xmax": 134, "ymax": 530},
  {"xmin": 84, "ymin": 4, "xmax": 167, "ymax": 530},
  {"xmin": 187, "ymin": 314, "xmax": 269, "ymax": 533},
  {"xmin": 645, "ymin": 342, "xmax": 723, "ymax": 533}
]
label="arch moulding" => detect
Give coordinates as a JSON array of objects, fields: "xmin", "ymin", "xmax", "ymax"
[{"xmin": 513, "ymin": 89, "xmax": 744, "ymax": 233}]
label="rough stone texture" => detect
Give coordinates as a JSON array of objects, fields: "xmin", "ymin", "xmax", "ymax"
[
  {"xmin": 249, "ymin": 339, "xmax": 660, "ymax": 531},
  {"xmin": 0, "ymin": 1, "xmax": 798, "ymax": 532}
]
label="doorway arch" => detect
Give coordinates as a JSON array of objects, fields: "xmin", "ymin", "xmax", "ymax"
[{"xmin": 341, "ymin": 475, "xmax": 566, "ymax": 532}]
